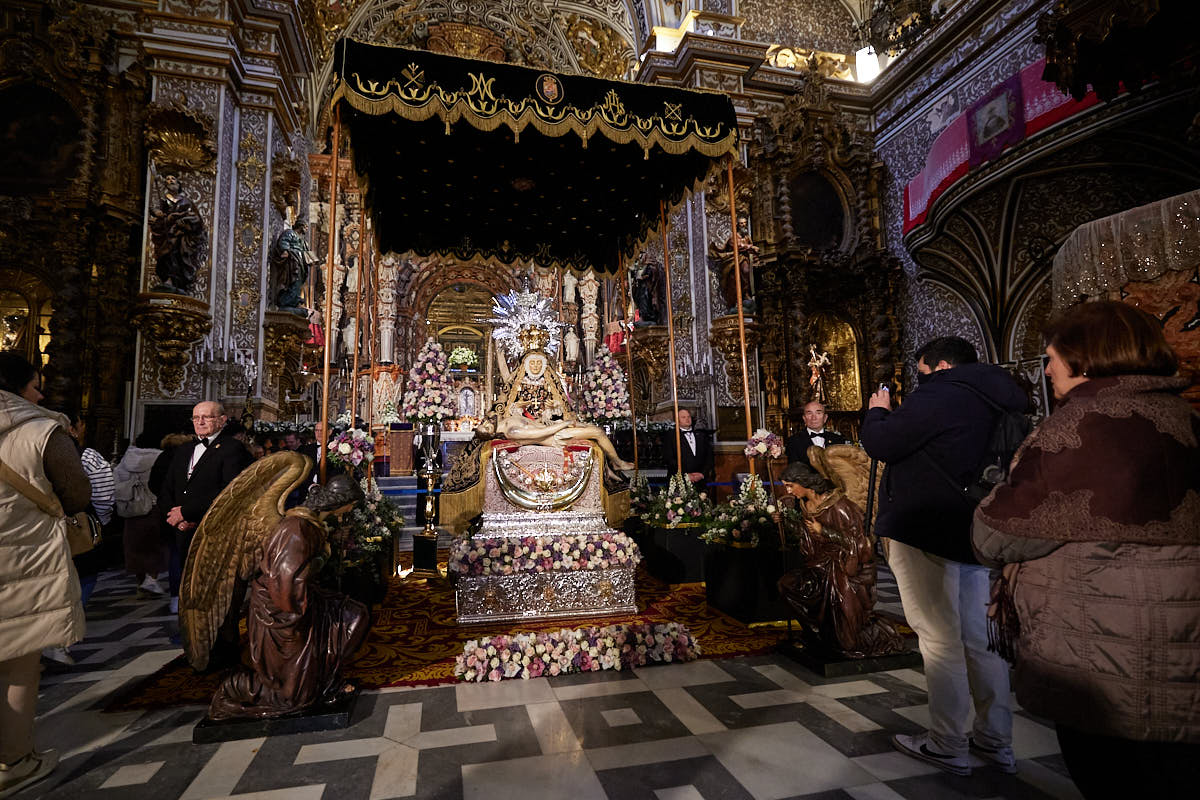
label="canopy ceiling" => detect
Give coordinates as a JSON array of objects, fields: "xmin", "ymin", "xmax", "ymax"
[{"xmin": 331, "ymin": 39, "xmax": 738, "ymax": 274}]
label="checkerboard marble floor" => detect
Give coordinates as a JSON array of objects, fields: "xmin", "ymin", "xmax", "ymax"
[{"xmin": 15, "ymin": 569, "xmax": 1084, "ymax": 800}]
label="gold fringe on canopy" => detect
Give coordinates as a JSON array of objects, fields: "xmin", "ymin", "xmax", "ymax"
[{"xmin": 334, "ymin": 81, "xmax": 736, "ymax": 159}]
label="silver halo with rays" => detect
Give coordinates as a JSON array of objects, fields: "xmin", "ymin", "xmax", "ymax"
[{"xmin": 488, "ymin": 277, "xmax": 565, "ymax": 360}]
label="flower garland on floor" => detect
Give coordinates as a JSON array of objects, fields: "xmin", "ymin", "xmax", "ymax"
[
  {"xmin": 448, "ymin": 532, "xmax": 641, "ymax": 576},
  {"xmin": 454, "ymin": 622, "xmax": 700, "ymax": 682}
]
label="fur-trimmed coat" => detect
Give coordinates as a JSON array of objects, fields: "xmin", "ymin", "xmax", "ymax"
[{"xmin": 973, "ymin": 375, "xmax": 1200, "ymax": 742}]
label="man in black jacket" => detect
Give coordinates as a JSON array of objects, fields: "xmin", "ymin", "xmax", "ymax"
[
  {"xmin": 665, "ymin": 409, "xmax": 713, "ymax": 487},
  {"xmin": 159, "ymin": 400, "xmax": 252, "ymax": 613},
  {"xmin": 860, "ymin": 336, "xmax": 1027, "ymax": 777},
  {"xmin": 785, "ymin": 400, "xmax": 849, "ymax": 465}
]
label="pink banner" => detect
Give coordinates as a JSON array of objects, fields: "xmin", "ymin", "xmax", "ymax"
[{"xmin": 903, "ymin": 59, "xmax": 1099, "ymax": 234}]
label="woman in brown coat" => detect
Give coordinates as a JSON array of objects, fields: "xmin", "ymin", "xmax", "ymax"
[
  {"xmin": 0, "ymin": 353, "xmax": 90, "ymax": 797},
  {"xmin": 972, "ymin": 301, "xmax": 1200, "ymax": 797}
]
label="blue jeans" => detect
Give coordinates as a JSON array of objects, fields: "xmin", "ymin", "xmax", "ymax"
[{"xmin": 887, "ymin": 539, "xmax": 1013, "ymax": 755}]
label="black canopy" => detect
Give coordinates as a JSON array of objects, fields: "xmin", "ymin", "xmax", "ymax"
[{"xmin": 331, "ymin": 39, "xmax": 738, "ymax": 274}]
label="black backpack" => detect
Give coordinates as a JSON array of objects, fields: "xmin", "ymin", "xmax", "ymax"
[{"xmin": 922, "ymin": 381, "xmax": 1033, "ymax": 506}]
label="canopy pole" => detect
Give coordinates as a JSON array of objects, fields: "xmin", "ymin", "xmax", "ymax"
[
  {"xmin": 350, "ymin": 198, "xmax": 365, "ymax": 430},
  {"xmin": 727, "ymin": 160, "xmax": 754, "ymax": 463},
  {"xmin": 320, "ymin": 103, "xmax": 342, "ymax": 484},
  {"xmin": 365, "ymin": 221, "xmax": 376, "ymax": 494},
  {"xmin": 618, "ymin": 252, "xmax": 638, "ymax": 471},
  {"xmin": 659, "ymin": 199, "xmax": 682, "ymax": 477}
]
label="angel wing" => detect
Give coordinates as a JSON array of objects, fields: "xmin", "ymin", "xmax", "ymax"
[
  {"xmin": 808, "ymin": 444, "xmax": 880, "ymax": 524},
  {"xmin": 179, "ymin": 451, "xmax": 312, "ymax": 670}
]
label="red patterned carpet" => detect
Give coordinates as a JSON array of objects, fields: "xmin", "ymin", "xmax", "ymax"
[{"xmin": 107, "ymin": 565, "xmax": 787, "ymax": 712}]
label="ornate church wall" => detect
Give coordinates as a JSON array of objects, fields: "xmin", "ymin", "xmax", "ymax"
[{"xmin": 738, "ymin": 0, "xmax": 857, "ymax": 54}]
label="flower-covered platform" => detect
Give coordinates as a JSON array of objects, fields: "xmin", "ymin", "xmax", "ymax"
[{"xmin": 451, "ymin": 443, "xmax": 638, "ymax": 623}]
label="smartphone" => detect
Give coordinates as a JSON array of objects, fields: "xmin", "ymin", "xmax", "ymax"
[{"xmin": 878, "ymin": 383, "xmax": 890, "ymax": 393}]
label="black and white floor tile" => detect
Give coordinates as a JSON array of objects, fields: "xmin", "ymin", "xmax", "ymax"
[{"xmin": 14, "ymin": 569, "xmax": 1083, "ymax": 800}]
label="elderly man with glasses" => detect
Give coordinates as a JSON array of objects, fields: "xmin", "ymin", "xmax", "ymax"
[{"xmin": 158, "ymin": 400, "xmax": 253, "ymax": 618}]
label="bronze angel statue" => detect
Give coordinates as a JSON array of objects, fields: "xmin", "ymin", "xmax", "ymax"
[
  {"xmin": 776, "ymin": 447, "xmax": 904, "ymax": 659},
  {"xmin": 179, "ymin": 453, "xmax": 370, "ymax": 720}
]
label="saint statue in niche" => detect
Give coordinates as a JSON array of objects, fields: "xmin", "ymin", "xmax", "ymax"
[
  {"xmin": 149, "ymin": 174, "xmax": 206, "ymax": 295},
  {"xmin": 631, "ymin": 252, "xmax": 664, "ymax": 325},
  {"xmin": 270, "ymin": 220, "xmax": 315, "ymax": 313},
  {"xmin": 808, "ymin": 344, "xmax": 831, "ymax": 404},
  {"xmin": 709, "ymin": 215, "xmax": 758, "ymax": 315}
]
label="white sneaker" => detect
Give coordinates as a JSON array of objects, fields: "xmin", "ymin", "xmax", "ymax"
[
  {"xmin": 139, "ymin": 576, "xmax": 166, "ymax": 595},
  {"xmin": 42, "ymin": 647, "xmax": 75, "ymax": 665},
  {"xmin": 169, "ymin": 596, "xmax": 179, "ymax": 614},
  {"xmin": 0, "ymin": 749, "xmax": 58, "ymax": 798},
  {"xmin": 892, "ymin": 733, "xmax": 970, "ymax": 776},
  {"xmin": 970, "ymin": 737, "xmax": 1018, "ymax": 773}
]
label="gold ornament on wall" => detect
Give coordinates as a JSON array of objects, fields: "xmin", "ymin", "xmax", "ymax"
[
  {"xmin": 132, "ymin": 292, "xmax": 213, "ymax": 395},
  {"xmin": 145, "ymin": 102, "xmax": 217, "ymax": 173},
  {"xmin": 562, "ymin": 14, "xmax": 634, "ymax": 80},
  {"xmin": 709, "ymin": 314, "xmax": 760, "ymax": 401}
]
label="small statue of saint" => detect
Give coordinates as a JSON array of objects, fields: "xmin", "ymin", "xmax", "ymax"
[
  {"xmin": 271, "ymin": 221, "xmax": 315, "ymax": 313},
  {"xmin": 709, "ymin": 216, "xmax": 758, "ymax": 315},
  {"xmin": 631, "ymin": 252, "xmax": 664, "ymax": 325},
  {"xmin": 808, "ymin": 344, "xmax": 831, "ymax": 404},
  {"xmin": 149, "ymin": 174, "xmax": 206, "ymax": 295}
]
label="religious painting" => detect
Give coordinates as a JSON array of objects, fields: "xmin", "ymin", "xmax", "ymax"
[
  {"xmin": 967, "ymin": 74, "xmax": 1024, "ymax": 166},
  {"xmin": 536, "ymin": 74, "xmax": 563, "ymax": 104}
]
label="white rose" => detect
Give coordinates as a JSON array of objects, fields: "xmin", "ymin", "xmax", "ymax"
[{"xmin": 338, "ymin": 442, "xmax": 353, "ymax": 455}]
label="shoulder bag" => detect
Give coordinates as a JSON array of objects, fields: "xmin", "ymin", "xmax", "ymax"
[{"xmin": 0, "ymin": 457, "xmax": 101, "ymax": 556}]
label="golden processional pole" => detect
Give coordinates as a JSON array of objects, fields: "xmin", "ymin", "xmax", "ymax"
[
  {"xmin": 364, "ymin": 220, "xmax": 376, "ymax": 494},
  {"xmin": 350, "ymin": 199, "xmax": 366, "ymax": 428},
  {"xmin": 659, "ymin": 199, "xmax": 682, "ymax": 477},
  {"xmin": 727, "ymin": 161, "xmax": 754, "ymax": 458},
  {"xmin": 320, "ymin": 102, "xmax": 342, "ymax": 484},
  {"xmin": 618, "ymin": 253, "xmax": 639, "ymax": 470}
]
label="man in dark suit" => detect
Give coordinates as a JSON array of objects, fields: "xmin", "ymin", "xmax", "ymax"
[
  {"xmin": 665, "ymin": 408, "xmax": 714, "ymax": 487},
  {"xmin": 786, "ymin": 400, "xmax": 849, "ymax": 466},
  {"xmin": 159, "ymin": 400, "xmax": 252, "ymax": 612}
]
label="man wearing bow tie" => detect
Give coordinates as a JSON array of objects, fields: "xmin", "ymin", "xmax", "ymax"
[
  {"xmin": 785, "ymin": 400, "xmax": 849, "ymax": 466},
  {"xmin": 666, "ymin": 408, "xmax": 713, "ymax": 486},
  {"xmin": 159, "ymin": 400, "xmax": 252, "ymax": 612}
]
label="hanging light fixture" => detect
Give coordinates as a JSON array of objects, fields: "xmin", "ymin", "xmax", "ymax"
[{"xmin": 855, "ymin": 0, "xmax": 943, "ymax": 57}]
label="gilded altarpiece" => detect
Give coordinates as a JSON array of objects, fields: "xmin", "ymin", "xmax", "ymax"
[
  {"xmin": 749, "ymin": 81, "xmax": 902, "ymax": 441},
  {"xmin": 0, "ymin": 0, "xmax": 147, "ymax": 456}
]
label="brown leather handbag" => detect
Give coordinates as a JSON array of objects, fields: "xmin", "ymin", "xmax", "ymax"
[{"xmin": 0, "ymin": 458, "xmax": 102, "ymax": 555}]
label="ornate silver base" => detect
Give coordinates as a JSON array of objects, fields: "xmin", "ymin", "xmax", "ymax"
[
  {"xmin": 455, "ymin": 567, "xmax": 637, "ymax": 624},
  {"xmin": 477, "ymin": 510, "xmax": 612, "ymax": 539}
]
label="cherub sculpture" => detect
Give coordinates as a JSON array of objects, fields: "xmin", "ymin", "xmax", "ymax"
[
  {"xmin": 776, "ymin": 450, "xmax": 903, "ymax": 659},
  {"xmin": 179, "ymin": 453, "xmax": 370, "ymax": 720}
]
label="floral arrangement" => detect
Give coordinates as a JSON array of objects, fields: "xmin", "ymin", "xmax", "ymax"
[
  {"xmin": 701, "ymin": 474, "xmax": 776, "ymax": 547},
  {"xmin": 448, "ymin": 532, "xmax": 641, "ymax": 577},
  {"xmin": 745, "ymin": 428, "xmax": 785, "ymax": 459},
  {"xmin": 325, "ymin": 479, "xmax": 403, "ymax": 584},
  {"xmin": 448, "ymin": 346, "xmax": 479, "ymax": 368},
  {"xmin": 576, "ymin": 345, "xmax": 631, "ymax": 424},
  {"xmin": 377, "ymin": 399, "xmax": 402, "ymax": 426},
  {"xmin": 327, "ymin": 427, "xmax": 374, "ymax": 471},
  {"xmin": 629, "ymin": 474, "xmax": 655, "ymax": 518},
  {"xmin": 657, "ymin": 472, "xmax": 709, "ymax": 527},
  {"xmin": 334, "ymin": 409, "xmax": 353, "ymax": 430},
  {"xmin": 454, "ymin": 622, "xmax": 700, "ymax": 682},
  {"xmin": 401, "ymin": 338, "xmax": 456, "ymax": 424}
]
